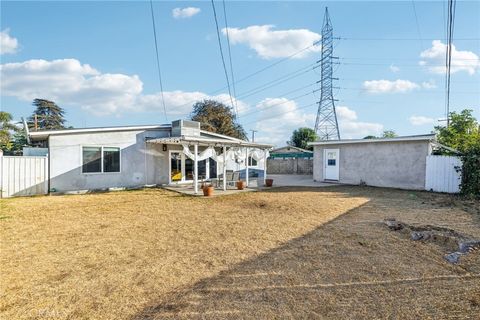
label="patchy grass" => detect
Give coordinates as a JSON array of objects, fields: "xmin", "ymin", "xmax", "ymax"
[{"xmin": 1, "ymin": 186, "xmax": 479, "ymax": 319}]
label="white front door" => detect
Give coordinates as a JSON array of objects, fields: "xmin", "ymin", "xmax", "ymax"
[{"xmin": 324, "ymin": 149, "xmax": 339, "ymax": 180}]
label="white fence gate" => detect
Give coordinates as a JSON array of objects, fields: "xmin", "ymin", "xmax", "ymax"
[
  {"xmin": 0, "ymin": 156, "xmax": 49, "ymax": 198},
  {"xmin": 425, "ymin": 155, "xmax": 462, "ymax": 193}
]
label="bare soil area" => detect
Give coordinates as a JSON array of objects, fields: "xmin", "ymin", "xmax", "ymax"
[{"xmin": 1, "ymin": 186, "xmax": 479, "ymax": 319}]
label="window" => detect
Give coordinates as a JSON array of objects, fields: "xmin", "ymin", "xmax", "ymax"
[
  {"xmin": 82, "ymin": 146, "xmax": 120, "ymax": 173},
  {"xmin": 83, "ymin": 147, "xmax": 102, "ymax": 173},
  {"xmin": 248, "ymin": 156, "xmax": 258, "ymax": 166},
  {"xmin": 327, "ymin": 159, "xmax": 336, "ymax": 166}
]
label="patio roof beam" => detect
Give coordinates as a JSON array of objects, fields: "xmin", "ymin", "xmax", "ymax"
[{"xmin": 146, "ymin": 136, "xmax": 273, "ymax": 149}]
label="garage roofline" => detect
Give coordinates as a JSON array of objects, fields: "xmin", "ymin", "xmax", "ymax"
[{"xmin": 308, "ymin": 134, "xmax": 436, "ymax": 146}]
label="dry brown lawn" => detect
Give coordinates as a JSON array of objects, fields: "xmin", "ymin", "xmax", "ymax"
[{"xmin": 1, "ymin": 186, "xmax": 479, "ymax": 319}]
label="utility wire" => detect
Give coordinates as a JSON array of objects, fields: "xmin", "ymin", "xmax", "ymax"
[
  {"xmin": 221, "ymin": 0, "xmax": 239, "ymax": 116},
  {"xmin": 173, "ymin": 60, "xmax": 319, "ymax": 111},
  {"xmin": 241, "ymin": 102, "xmax": 318, "ymax": 127},
  {"xmin": 210, "ymin": 0, "xmax": 236, "ymax": 115},
  {"xmin": 411, "ymin": 0, "xmax": 425, "ymax": 50},
  {"xmin": 445, "ymin": 0, "xmax": 457, "ymax": 127},
  {"xmin": 149, "ymin": 0, "xmax": 168, "ymax": 122},
  {"xmin": 241, "ymin": 88, "xmax": 320, "ymax": 118},
  {"xmin": 338, "ymin": 37, "xmax": 477, "ymax": 41}
]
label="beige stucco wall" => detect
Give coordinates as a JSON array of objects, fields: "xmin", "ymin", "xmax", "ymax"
[{"xmin": 313, "ymin": 140, "xmax": 431, "ymax": 190}]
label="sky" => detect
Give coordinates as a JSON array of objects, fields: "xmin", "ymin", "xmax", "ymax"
[{"xmin": 1, "ymin": 0, "xmax": 479, "ymax": 146}]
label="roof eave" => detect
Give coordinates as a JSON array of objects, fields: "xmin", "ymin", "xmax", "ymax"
[{"xmin": 307, "ymin": 134, "xmax": 436, "ymax": 146}]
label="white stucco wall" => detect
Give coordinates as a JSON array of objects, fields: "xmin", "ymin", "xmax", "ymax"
[
  {"xmin": 48, "ymin": 130, "xmax": 267, "ymax": 192},
  {"xmin": 49, "ymin": 129, "xmax": 170, "ymax": 192},
  {"xmin": 313, "ymin": 140, "xmax": 431, "ymax": 190}
]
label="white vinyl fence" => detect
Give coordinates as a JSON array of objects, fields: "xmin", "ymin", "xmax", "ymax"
[
  {"xmin": 0, "ymin": 156, "xmax": 48, "ymax": 198},
  {"xmin": 425, "ymin": 155, "xmax": 462, "ymax": 193}
]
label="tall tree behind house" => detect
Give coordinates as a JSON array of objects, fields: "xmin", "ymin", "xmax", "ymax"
[{"xmin": 28, "ymin": 99, "xmax": 67, "ymax": 130}]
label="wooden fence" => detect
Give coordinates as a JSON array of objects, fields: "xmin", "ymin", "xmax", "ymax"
[
  {"xmin": 0, "ymin": 156, "xmax": 48, "ymax": 198},
  {"xmin": 425, "ymin": 155, "xmax": 462, "ymax": 193}
]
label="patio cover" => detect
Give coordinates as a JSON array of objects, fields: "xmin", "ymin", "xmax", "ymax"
[{"xmin": 146, "ymin": 136, "xmax": 273, "ymax": 194}]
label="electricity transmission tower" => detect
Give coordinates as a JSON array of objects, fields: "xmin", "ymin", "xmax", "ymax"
[{"xmin": 314, "ymin": 7, "xmax": 340, "ymax": 140}]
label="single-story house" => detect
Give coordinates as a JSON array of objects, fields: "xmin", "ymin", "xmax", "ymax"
[
  {"xmin": 28, "ymin": 119, "xmax": 273, "ymax": 194},
  {"xmin": 269, "ymin": 146, "xmax": 313, "ymax": 159},
  {"xmin": 308, "ymin": 134, "xmax": 437, "ymax": 190}
]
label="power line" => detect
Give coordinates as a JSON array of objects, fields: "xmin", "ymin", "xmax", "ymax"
[
  {"xmin": 210, "ymin": 0, "xmax": 236, "ymax": 115},
  {"xmin": 240, "ymin": 86, "xmax": 320, "ymax": 118},
  {"xmin": 338, "ymin": 37, "xmax": 478, "ymax": 41},
  {"xmin": 411, "ymin": 0, "xmax": 425, "ymax": 50},
  {"xmin": 149, "ymin": 0, "xmax": 168, "ymax": 122},
  {"xmin": 221, "ymin": 0, "xmax": 238, "ymax": 116},
  {"xmin": 445, "ymin": 0, "xmax": 457, "ymax": 127},
  {"xmin": 173, "ymin": 60, "xmax": 319, "ymax": 112},
  {"xmin": 241, "ymin": 102, "xmax": 318, "ymax": 127}
]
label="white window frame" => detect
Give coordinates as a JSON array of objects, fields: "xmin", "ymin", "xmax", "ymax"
[
  {"xmin": 81, "ymin": 145, "xmax": 121, "ymax": 174},
  {"xmin": 248, "ymin": 156, "xmax": 258, "ymax": 167}
]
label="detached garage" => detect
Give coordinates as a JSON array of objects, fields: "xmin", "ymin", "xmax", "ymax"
[{"xmin": 308, "ymin": 134, "xmax": 437, "ymax": 190}]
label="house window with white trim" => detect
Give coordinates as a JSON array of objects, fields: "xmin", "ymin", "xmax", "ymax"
[
  {"xmin": 82, "ymin": 146, "xmax": 120, "ymax": 173},
  {"xmin": 248, "ymin": 156, "xmax": 257, "ymax": 166}
]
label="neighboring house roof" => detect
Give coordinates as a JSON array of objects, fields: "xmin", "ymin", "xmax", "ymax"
[
  {"xmin": 308, "ymin": 134, "xmax": 436, "ymax": 146},
  {"xmin": 271, "ymin": 146, "xmax": 313, "ymax": 154},
  {"xmin": 28, "ymin": 124, "xmax": 171, "ymax": 141}
]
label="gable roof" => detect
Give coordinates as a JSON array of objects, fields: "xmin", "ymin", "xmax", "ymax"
[{"xmin": 308, "ymin": 134, "xmax": 436, "ymax": 146}]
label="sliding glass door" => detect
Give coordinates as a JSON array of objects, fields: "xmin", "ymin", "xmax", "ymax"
[{"xmin": 169, "ymin": 150, "xmax": 217, "ymax": 183}]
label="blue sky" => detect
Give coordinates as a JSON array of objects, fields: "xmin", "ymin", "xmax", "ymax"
[{"xmin": 1, "ymin": 0, "xmax": 479, "ymax": 146}]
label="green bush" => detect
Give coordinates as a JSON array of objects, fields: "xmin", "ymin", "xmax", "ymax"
[{"xmin": 458, "ymin": 144, "xmax": 480, "ymax": 198}]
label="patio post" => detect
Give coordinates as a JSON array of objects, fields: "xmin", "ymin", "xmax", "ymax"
[
  {"xmin": 245, "ymin": 147, "xmax": 249, "ymax": 187},
  {"xmin": 194, "ymin": 143, "xmax": 198, "ymax": 194},
  {"xmin": 263, "ymin": 148, "xmax": 267, "ymax": 186},
  {"xmin": 223, "ymin": 145, "xmax": 227, "ymax": 191}
]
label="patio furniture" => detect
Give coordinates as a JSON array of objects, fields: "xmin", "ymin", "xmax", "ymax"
[{"xmin": 214, "ymin": 171, "xmax": 240, "ymax": 189}]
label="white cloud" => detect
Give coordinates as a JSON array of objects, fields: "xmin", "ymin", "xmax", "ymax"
[
  {"xmin": 253, "ymin": 98, "xmax": 314, "ymax": 146},
  {"xmin": 0, "ymin": 58, "xmax": 245, "ymax": 117},
  {"xmin": 222, "ymin": 25, "xmax": 321, "ymax": 59},
  {"xmin": 336, "ymin": 106, "xmax": 383, "ymax": 138},
  {"xmin": 409, "ymin": 115, "xmax": 435, "ymax": 126},
  {"xmin": 363, "ymin": 79, "xmax": 420, "ymax": 94},
  {"xmin": 420, "ymin": 40, "xmax": 480, "ymax": 75},
  {"xmin": 421, "ymin": 80, "xmax": 436, "ymax": 89},
  {"xmin": 0, "ymin": 29, "xmax": 18, "ymax": 55},
  {"xmin": 172, "ymin": 7, "xmax": 201, "ymax": 19},
  {"xmin": 389, "ymin": 64, "xmax": 400, "ymax": 73}
]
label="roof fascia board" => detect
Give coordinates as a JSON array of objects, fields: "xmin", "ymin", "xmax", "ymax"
[{"xmin": 308, "ymin": 135, "xmax": 436, "ymax": 146}]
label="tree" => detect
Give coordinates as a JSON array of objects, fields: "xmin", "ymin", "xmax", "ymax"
[
  {"xmin": 435, "ymin": 109, "xmax": 479, "ymax": 153},
  {"xmin": 0, "ymin": 111, "xmax": 19, "ymax": 152},
  {"xmin": 28, "ymin": 99, "xmax": 67, "ymax": 130},
  {"xmin": 363, "ymin": 130, "xmax": 397, "ymax": 139},
  {"xmin": 10, "ymin": 131, "xmax": 29, "ymax": 154},
  {"xmin": 190, "ymin": 100, "xmax": 247, "ymax": 140},
  {"xmin": 288, "ymin": 127, "xmax": 318, "ymax": 150},
  {"xmin": 382, "ymin": 130, "xmax": 397, "ymax": 138},
  {"xmin": 435, "ymin": 109, "xmax": 480, "ymax": 198}
]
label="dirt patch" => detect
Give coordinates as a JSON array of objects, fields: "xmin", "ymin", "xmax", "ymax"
[
  {"xmin": 1, "ymin": 186, "xmax": 479, "ymax": 319},
  {"xmin": 384, "ymin": 218, "xmax": 480, "ymax": 263}
]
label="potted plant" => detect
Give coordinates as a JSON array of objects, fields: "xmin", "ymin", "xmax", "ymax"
[
  {"xmin": 202, "ymin": 183, "xmax": 214, "ymax": 196},
  {"xmin": 265, "ymin": 178, "xmax": 274, "ymax": 187},
  {"xmin": 236, "ymin": 180, "xmax": 246, "ymax": 190}
]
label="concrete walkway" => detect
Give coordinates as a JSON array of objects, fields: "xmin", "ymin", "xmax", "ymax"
[{"xmin": 266, "ymin": 174, "xmax": 334, "ymax": 187}]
